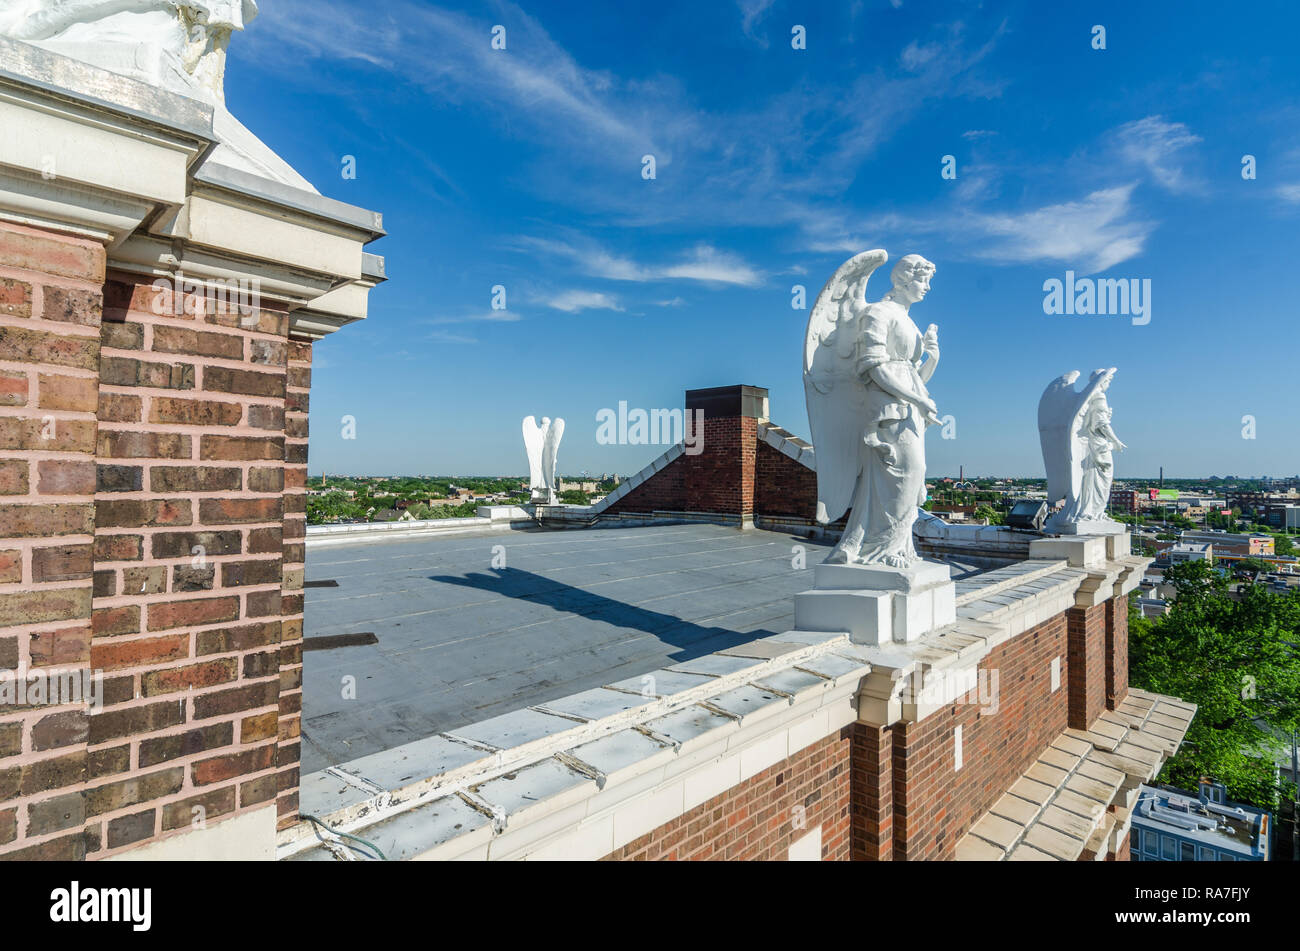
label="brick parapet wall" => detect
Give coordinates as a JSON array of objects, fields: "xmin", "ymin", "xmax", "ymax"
[
  {"xmin": 601, "ymin": 726, "xmax": 853, "ymax": 860},
  {"xmin": 79, "ymin": 273, "xmax": 290, "ymax": 858},
  {"xmin": 598, "ymin": 613, "xmax": 1073, "ymax": 862},
  {"xmin": 0, "ymin": 224, "xmax": 305, "ymax": 859},
  {"xmin": 888, "ymin": 613, "xmax": 1069, "ymax": 861},
  {"xmin": 753, "ymin": 438, "xmax": 817, "ymax": 519},
  {"xmin": 277, "ymin": 341, "xmax": 309, "ymax": 828},
  {"xmin": 850, "ymin": 722, "xmax": 893, "ymax": 861},
  {"xmin": 1105, "ymin": 594, "xmax": 1129, "ymax": 711},
  {"xmin": 0, "ymin": 222, "xmax": 105, "ymax": 859},
  {"xmin": 1067, "ymin": 603, "xmax": 1107, "ymax": 729}
]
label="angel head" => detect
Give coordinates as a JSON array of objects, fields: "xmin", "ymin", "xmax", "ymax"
[{"xmin": 887, "ymin": 254, "xmax": 936, "ymax": 306}]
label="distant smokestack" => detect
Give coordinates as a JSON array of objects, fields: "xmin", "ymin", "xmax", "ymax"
[{"xmin": 1160, "ymin": 466, "xmax": 1164, "ymax": 488}]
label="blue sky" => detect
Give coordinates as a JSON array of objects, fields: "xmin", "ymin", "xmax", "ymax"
[{"xmin": 227, "ymin": 0, "xmax": 1300, "ymax": 479}]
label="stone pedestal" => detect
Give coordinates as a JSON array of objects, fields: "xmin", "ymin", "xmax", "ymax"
[
  {"xmin": 794, "ymin": 559, "xmax": 955, "ymax": 644},
  {"xmin": 1043, "ymin": 514, "xmax": 1126, "ymax": 536}
]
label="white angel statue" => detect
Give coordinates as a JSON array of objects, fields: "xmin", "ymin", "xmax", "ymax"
[
  {"xmin": 1038, "ymin": 369, "xmax": 1126, "ymax": 533},
  {"xmin": 522, "ymin": 415, "xmax": 564, "ymax": 505},
  {"xmin": 804, "ymin": 250, "xmax": 943, "ymax": 568}
]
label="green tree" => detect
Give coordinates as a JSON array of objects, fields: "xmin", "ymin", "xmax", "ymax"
[{"xmin": 1128, "ymin": 559, "xmax": 1300, "ymax": 809}]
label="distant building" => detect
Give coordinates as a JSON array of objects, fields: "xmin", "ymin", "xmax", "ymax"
[
  {"xmin": 1180, "ymin": 531, "xmax": 1274, "ymax": 557},
  {"xmin": 1169, "ymin": 543, "xmax": 1211, "ymax": 564},
  {"xmin": 1109, "ymin": 488, "xmax": 1140, "ymax": 514},
  {"xmin": 1135, "ymin": 596, "xmax": 1171, "ymax": 618},
  {"xmin": 1131, "ymin": 781, "xmax": 1270, "ymax": 861}
]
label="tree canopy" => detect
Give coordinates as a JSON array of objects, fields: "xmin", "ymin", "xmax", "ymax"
[{"xmin": 1129, "ymin": 559, "xmax": 1300, "ymax": 809}]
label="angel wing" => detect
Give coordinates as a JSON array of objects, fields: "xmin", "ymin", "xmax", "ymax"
[
  {"xmin": 803, "ymin": 250, "xmax": 888, "ymax": 524},
  {"xmin": 1038, "ymin": 369, "xmax": 1116, "ymax": 508},
  {"xmin": 522, "ymin": 416, "xmax": 545, "ymax": 490},
  {"xmin": 542, "ymin": 417, "xmax": 565, "ymax": 490}
]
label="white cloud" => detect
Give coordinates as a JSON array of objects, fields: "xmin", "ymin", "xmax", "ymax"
[
  {"xmin": 428, "ymin": 330, "xmax": 478, "ymax": 344},
  {"xmin": 963, "ymin": 185, "xmax": 1151, "ymax": 272},
  {"xmin": 545, "ymin": 290, "xmax": 625, "ymax": 313},
  {"xmin": 900, "ymin": 41, "xmax": 941, "ymax": 71},
  {"xmin": 1276, "ymin": 184, "xmax": 1300, "ymax": 204},
  {"xmin": 661, "ymin": 245, "xmax": 763, "ymax": 286},
  {"xmin": 424, "ymin": 311, "xmax": 521, "ymax": 324},
  {"xmin": 738, "ymin": 0, "xmax": 777, "ymax": 44},
  {"xmin": 519, "ymin": 236, "xmax": 763, "ymax": 287},
  {"xmin": 1113, "ymin": 116, "xmax": 1202, "ymax": 192}
]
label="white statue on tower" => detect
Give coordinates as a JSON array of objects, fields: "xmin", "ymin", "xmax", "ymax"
[
  {"xmin": 522, "ymin": 416, "xmax": 564, "ymax": 505},
  {"xmin": 1038, "ymin": 368, "xmax": 1127, "ymax": 535},
  {"xmin": 794, "ymin": 249, "xmax": 955, "ymax": 645}
]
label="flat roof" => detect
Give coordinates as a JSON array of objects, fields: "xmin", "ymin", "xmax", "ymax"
[{"xmin": 302, "ymin": 522, "xmax": 984, "ymax": 773}]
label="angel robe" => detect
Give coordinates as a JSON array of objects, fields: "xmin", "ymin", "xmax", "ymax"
[{"xmin": 829, "ymin": 299, "xmax": 932, "ymax": 566}]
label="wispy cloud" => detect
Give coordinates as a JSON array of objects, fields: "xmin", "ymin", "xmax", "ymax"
[
  {"xmin": 738, "ymin": 0, "xmax": 777, "ymax": 45},
  {"xmin": 661, "ymin": 245, "xmax": 763, "ymax": 286},
  {"xmin": 1276, "ymin": 184, "xmax": 1300, "ymax": 204},
  {"xmin": 517, "ymin": 236, "xmax": 763, "ymax": 287},
  {"xmin": 963, "ymin": 185, "xmax": 1152, "ymax": 272},
  {"xmin": 1112, "ymin": 116, "xmax": 1203, "ymax": 193},
  {"xmin": 545, "ymin": 290, "xmax": 624, "ymax": 313},
  {"xmin": 428, "ymin": 330, "xmax": 478, "ymax": 344},
  {"xmin": 424, "ymin": 311, "xmax": 522, "ymax": 325}
]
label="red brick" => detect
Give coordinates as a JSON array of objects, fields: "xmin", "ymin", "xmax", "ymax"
[
  {"xmin": 149, "ymin": 397, "xmax": 242, "ymax": 426},
  {"xmin": 36, "ymin": 459, "xmax": 96, "ymax": 495},
  {"xmin": 42, "ymin": 286, "xmax": 102, "ymax": 327},
  {"xmin": 0, "ymin": 325, "xmax": 98, "ymax": 370},
  {"xmin": 0, "ymin": 460, "xmax": 28, "ymax": 495},
  {"xmin": 0, "ymin": 277, "xmax": 32, "ymax": 318},
  {"xmin": 0, "ymin": 588, "xmax": 91, "ymax": 627},
  {"xmin": 0, "ymin": 226, "xmax": 104, "ymax": 280},
  {"xmin": 199, "ymin": 497, "xmax": 282, "ymax": 523},
  {"xmin": 146, "ymin": 596, "xmax": 239, "ymax": 631},
  {"xmin": 0, "ymin": 370, "xmax": 26, "ymax": 406},
  {"xmin": 31, "ymin": 543, "xmax": 92, "ymax": 582}
]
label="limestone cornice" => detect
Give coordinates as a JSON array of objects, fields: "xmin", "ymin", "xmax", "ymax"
[{"xmin": 0, "ymin": 37, "xmax": 384, "ymax": 337}]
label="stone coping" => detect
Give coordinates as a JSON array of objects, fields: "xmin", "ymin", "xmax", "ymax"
[
  {"xmin": 279, "ymin": 628, "xmax": 870, "ymax": 860},
  {"xmin": 956, "ymin": 689, "xmax": 1197, "ymax": 861}
]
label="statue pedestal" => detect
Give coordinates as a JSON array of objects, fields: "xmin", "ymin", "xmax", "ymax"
[
  {"xmin": 793, "ymin": 559, "xmax": 955, "ymax": 645},
  {"xmin": 1043, "ymin": 514, "xmax": 1126, "ymax": 536}
]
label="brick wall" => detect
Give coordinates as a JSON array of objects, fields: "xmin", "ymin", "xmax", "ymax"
[
  {"xmin": 1067, "ymin": 603, "xmax": 1107, "ymax": 729},
  {"xmin": 850, "ymin": 721, "xmax": 894, "ymax": 860},
  {"xmin": 605, "ymin": 414, "xmax": 757, "ymax": 520},
  {"xmin": 278, "ymin": 341, "xmax": 309, "ymax": 828},
  {"xmin": 601, "ymin": 727, "xmax": 853, "ymax": 860},
  {"xmin": 1105, "ymin": 593, "xmax": 1129, "ymax": 711},
  {"xmin": 886, "ymin": 613, "xmax": 1069, "ymax": 861},
  {"xmin": 82, "ymin": 273, "xmax": 290, "ymax": 857},
  {"xmin": 0, "ymin": 222, "xmax": 104, "ymax": 859},
  {"xmin": 0, "ymin": 225, "xmax": 306, "ymax": 859},
  {"xmin": 753, "ymin": 438, "xmax": 817, "ymax": 519}
]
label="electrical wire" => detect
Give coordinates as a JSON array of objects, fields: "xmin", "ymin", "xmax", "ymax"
[{"xmin": 300, "ymin": 813, "xmax": 388, "ymax": 861}]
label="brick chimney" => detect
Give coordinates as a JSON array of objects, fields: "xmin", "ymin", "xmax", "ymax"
[{"xmin": 682, "ymin": 385, "xmax": 767, "ymax": 528}]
